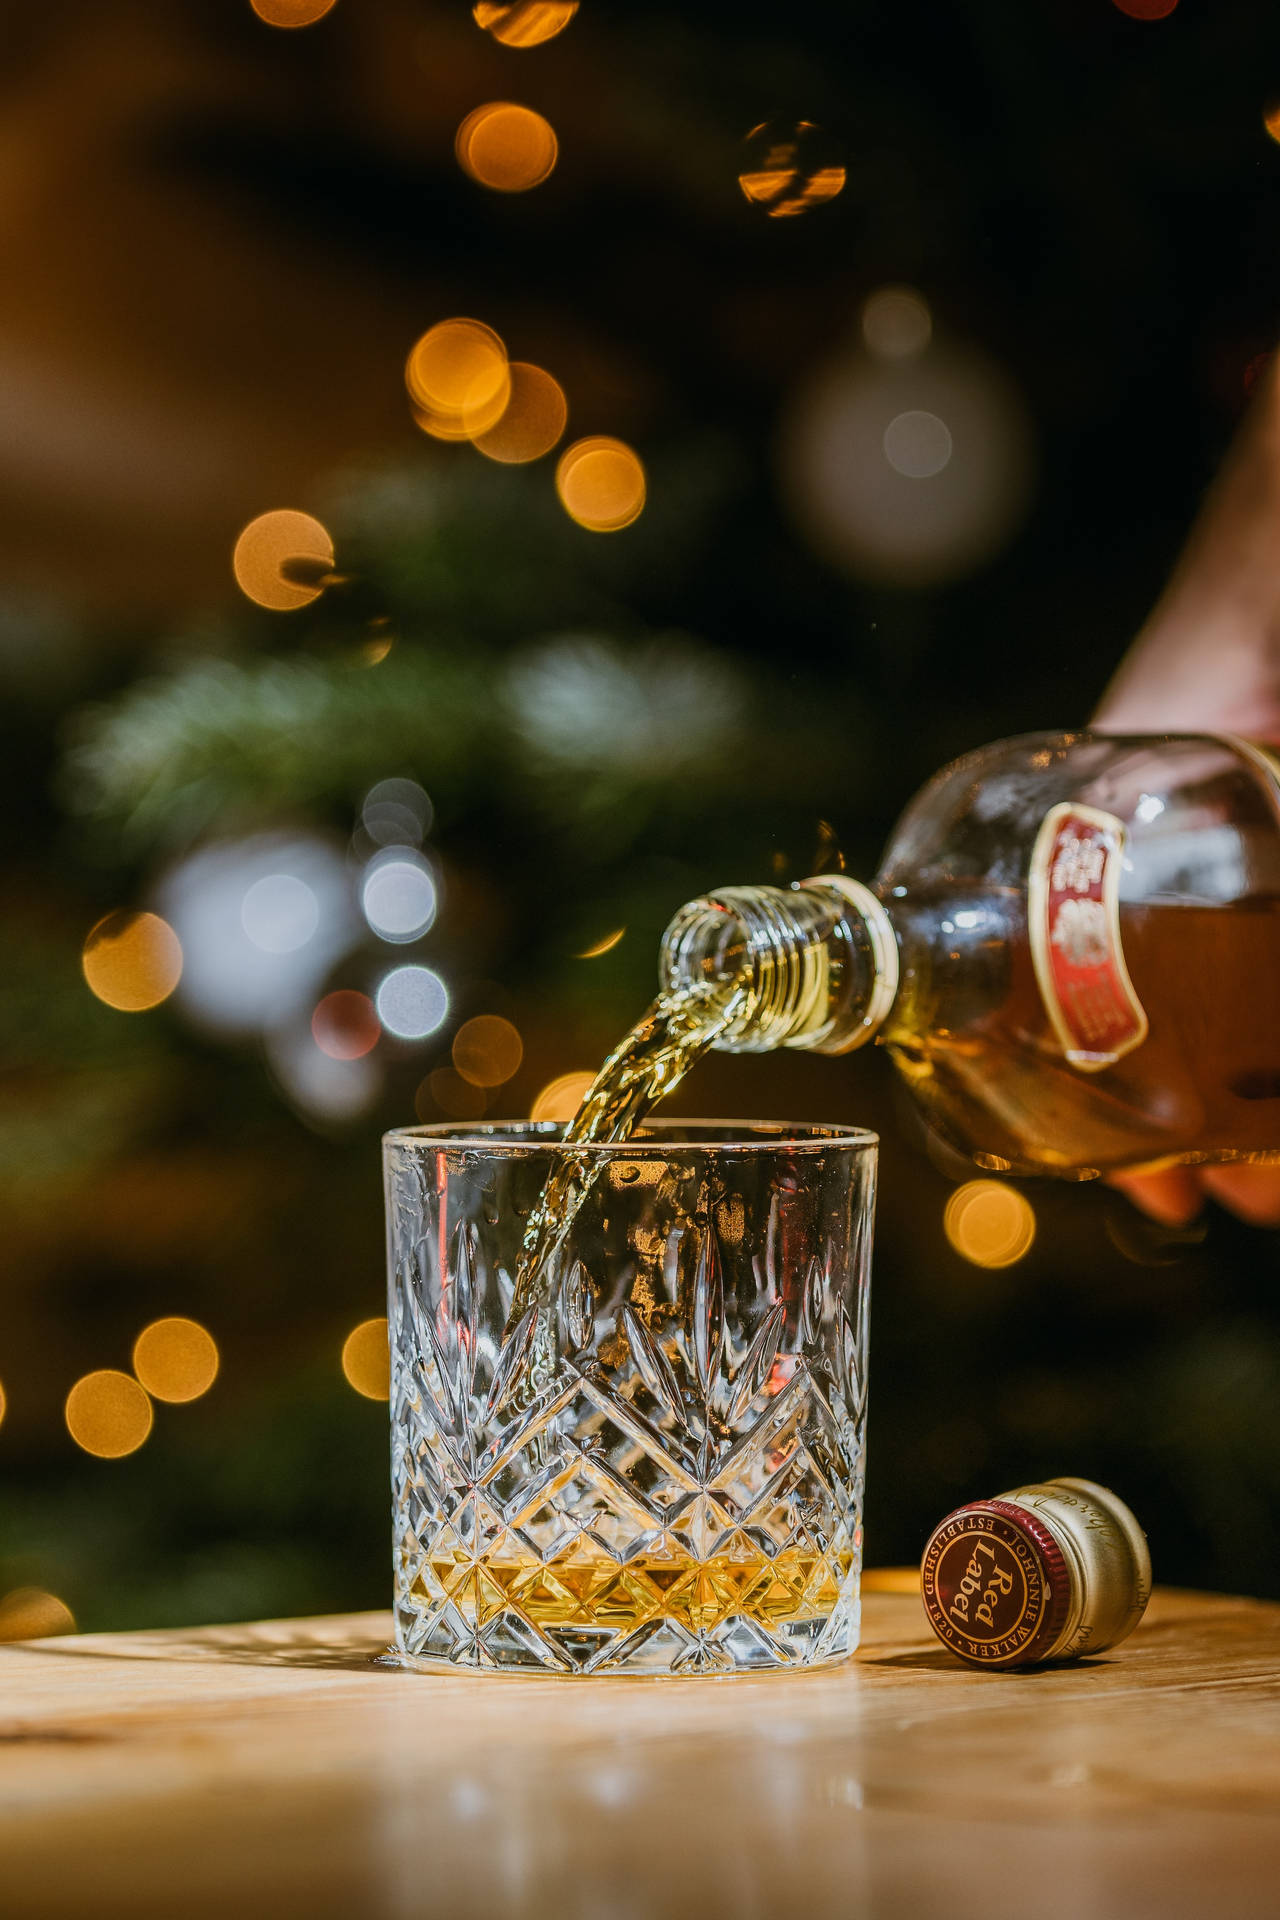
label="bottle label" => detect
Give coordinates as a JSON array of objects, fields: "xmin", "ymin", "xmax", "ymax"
[
  {"xmin": 1027, "ymin": 803, "xmax": 1148, "ymax": 1073},
  {"xmin": 920, "ymin": 1501, "xmax": 1069, "ymax": 1667}
]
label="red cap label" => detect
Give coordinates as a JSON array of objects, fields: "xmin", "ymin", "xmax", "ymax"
[
  {"xmin": 921, "ymin": 1503, "xmax": 1067, "ymax": 1667},
  {"xmin": 1027, "ymin": 803, "xmax": 1148, "ymax": 1073}
]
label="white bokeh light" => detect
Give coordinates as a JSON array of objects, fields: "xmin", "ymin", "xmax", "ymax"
[
  {"xmin": 883, "ymin": 409, "xmax": 953, "ymax": 479},
  {"xmin": 362, "ymin": 852, "xmax": 437, "ymax": 943},
  {"xmin": 376, "ymin": 964, "xmax": 449, "ymax": 1039},
  {"xmin": 361, "ymin": 777, "xmax": 432, "ymax": 848},
  {"xmin": 241, "ymin": 873, "xmax": 320, "ymax": 953},
  {"xmin": 781, "ymin": 337, "xmax": 1033, "ymax": 587},
  {"xmin": 155, "ymin": 834, "xmax": 357, "ymax": 1035},
  {"xmin": 266, "ymin": 1024, "xmax": 381, "ymax": 1124}
]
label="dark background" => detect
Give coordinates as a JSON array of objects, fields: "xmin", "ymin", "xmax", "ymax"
[{"xmin": 3, "ymin": 0, "xmax": 1280, "ymax": 1632}]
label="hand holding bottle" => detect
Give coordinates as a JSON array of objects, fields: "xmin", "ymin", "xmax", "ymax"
[{"xmin": 1096, "ymin": 356, "xmax": 1280, "ymax": 1227}]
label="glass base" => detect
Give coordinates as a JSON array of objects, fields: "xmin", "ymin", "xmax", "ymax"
[{"xmin": 391, "ymin": 1576, "xmax": 861, "ymax": 1677}]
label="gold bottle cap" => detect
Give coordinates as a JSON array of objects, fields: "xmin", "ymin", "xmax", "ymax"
[{"xmin": 920, "ymin": 1476, "xmax": 1151, "ymax": 1669}]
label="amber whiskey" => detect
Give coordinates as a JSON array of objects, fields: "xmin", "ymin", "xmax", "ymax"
[{"xmin": 419, "ymin": 1542, "xmax": 854, "ymax": 1636}]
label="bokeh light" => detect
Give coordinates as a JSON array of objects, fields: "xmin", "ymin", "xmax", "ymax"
[
  {"xmin": 376, "ymin": 965, "xmax": 449, "ymax": 1039},
  {"xmin": 250, "ymin": 0, "xmax": 338, "ymax": 26},
  {"xmin": 578, "ymin": 926, "xmax": 625, "ymax": 957},
  {"xmin": 241, "ymin": 873, "xmax": 320, "ymax": 954},
  {"xmin": 862, "ymin": 286, "xmax": 933, "ymax": 361},
  {"xmin": 1111, "ymin": 0, "xmax": 1177, "ymax": 18},
  {"xmin": 132, "ymin": 1318, "xmax": 220, "ymax": 1404},
  {"xmin": 473, "ymin": 2, "xmax": 577, "ymax": 47},
  {"xmin": 556, "ymin": 436, "xmax": 646, "ymax": 531},
  {"xmin": 0, "ymin": 1377, "xmax": 5, "ymax": 1428},
  {"xmin": 82, "ymin": 911, "xmax": 183, "ymax": 1013},
  {"xmin": 413, "ymin": 391, "xmax": 510, "ymax": 443},
  {"xmin": 158, "ymin": 834, "xmax": 357, "ymax": 1037},
  {"xmin": 361, "ymin": 777, "xmax": 432, "ymax": 847},
  {"xmin": 452, "ymin": 1014, "xmax": 523, "ymax": 1087},
  {"xmin": 883, "ymin": 409, "xmax": 953, "ymax": 479},
  {"xmin": 268, "ymin": 1023, "xmax": 382, "ymax": 1123},
  {"xmin": 1265, "ymin": 103, "xmax": 1280, "ymax": 147},
  {"xmin": 362, "ymin": 851, "xmax": 438, "ymax": 942},
  {"xmin": 531, "ymin": 1069, "xmax": 595, "ymax": 1122},
  {"xmin": 944, "ymin": 1180, "xmax": 1036, "ymax": 1269},
  {"xmin": 65, "ymin": 1371, "xmax": 153, "ymax": 1458},
  {"xmin": 406, "ymin": 319, "xmax": 510, "ymax": 441},
  {"xmin": 738, "ymin": 119, "xmax": 846, "ymax": 218},
  {"xmin": 781, "ymin": 339, "xmax": 1032, "ymax": 586},
  {"xmin": 312, "ymin": 989, "xmax": 380, "ymax": 1060},
  {"xmin": 232, "ymin": 510, "xmax": 335, "ymax": 612},
  {"xmin": 342, "ymin": 1318, "xmax": 390, "ymax": 1400},
  {"xmin": 422, "ymin": 1068, "xmax": 487, "ymax": 1120},
  {"xmin": 472, "ymin": 363, "xmax": 567, "ymax": 464},
  {"xmin": 457, "ymin": 104, "xmax": 559, "ymax": 192},
  {"xmin": 0, "ymin": 1589, "xmax": 76, "ymax": 1642}
]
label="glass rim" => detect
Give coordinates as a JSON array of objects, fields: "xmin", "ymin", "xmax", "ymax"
[{"xmin": 383, "ymin": 1118, "xmax": 878, "ymax": 1156}]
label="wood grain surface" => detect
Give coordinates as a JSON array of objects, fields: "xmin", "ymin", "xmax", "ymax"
[{"xmin": 3, "ymin": 1585, "xmax": 1280, "ymax": 1919}]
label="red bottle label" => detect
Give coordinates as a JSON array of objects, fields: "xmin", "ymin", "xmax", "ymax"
[{"xmin": 1028, "ymin": 803, "xmax": 1148, "ymax": 1072}]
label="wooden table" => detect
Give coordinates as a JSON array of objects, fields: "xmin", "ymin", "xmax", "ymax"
[{"xmin": 3, "ymin": 1585, "xmax": 1280, "ymax": 1918}]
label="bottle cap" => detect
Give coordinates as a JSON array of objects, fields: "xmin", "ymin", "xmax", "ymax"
[{"xmin": 920, "ymin": 1476, "xmax": 1151, "ymax": 1669}]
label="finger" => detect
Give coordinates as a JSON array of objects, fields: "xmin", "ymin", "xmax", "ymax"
[
  {"xmin": 1201, "ymin": 1164, "xmax": 1280, "ymax": 1228},
  {"xmin": 1107, "ymin": 1167, "xmax": 1203, "ymax": 1228}
]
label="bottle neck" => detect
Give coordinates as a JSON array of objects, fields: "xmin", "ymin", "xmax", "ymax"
[{"xmin": 658, "ymin": 874, "xmax": 899, "ymax": 1055}]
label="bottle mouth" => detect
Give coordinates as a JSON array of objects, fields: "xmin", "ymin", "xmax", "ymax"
[
  {"xmin": 659, "ymin": 885, "xmax": 827, "ymax": 1050},
  {"xmin": 659, "ymin": 878, "xmax": 898, "ymax": 1055}
]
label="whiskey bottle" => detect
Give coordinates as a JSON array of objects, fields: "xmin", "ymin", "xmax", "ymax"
[{"xmin": 659, "ymin": 731, "xmax": 1280, "ymax": 1176}]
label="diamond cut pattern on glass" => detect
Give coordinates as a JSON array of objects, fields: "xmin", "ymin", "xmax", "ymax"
[{"xmin": 387, "ymin": 1134, "xmax": 871, "ymax": 1674}]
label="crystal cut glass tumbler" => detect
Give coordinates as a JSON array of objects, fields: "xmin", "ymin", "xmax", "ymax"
[{"xmin": 385, "ymin": 1120, "xmax": 875, "ymax": 1676}]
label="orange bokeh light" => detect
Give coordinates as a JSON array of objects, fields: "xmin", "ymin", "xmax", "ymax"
[
  {"xmin": 233, "ymin": 510, "xmax": 335, "ymax": 611},
  {"xmin": 577, "ymin": 926, "xmax": 625, "ymax": 958},
  {"xmin": 472, "ymin": 2, "xmax": 577, "ymax": 47},
  {"xmin": 943, "ymin": 1181, "xmax": 1036, "ymax": 1270},
  {"xmin": 421, "ymin": 1068, "xmax": 487, "ymax": 1120},
  {"xmin": 251, "ymin": 0, "xmax": 338, "ymax": 25},
  {"xmin": 1110, "ymin": 0, "xmax": 1177, "ymax": 17},
  {"xmin": 472, "ymin": 362, "xmax": 567, "ymax": 463},
  {"xmin": 457, "ymin": 103, "xmax": 558, "ymax": 193},
  {"xmin": 132, "ymin": 1318, "xmax": 220, "ymax": 1404},
  {"xmin": 452, "ymin": 1014, "xmax": 524, "ymax": 1088},
  {"xmin": 82, "ymin": 911, "xmax": 183, "ymax": 1013},
  {"xmin": 531, "ymin": 1069, "xmax": 595, "ymax": 1123},
  {"xmin": 555, "ymin": 436, "xmax": 646, "ymax": 531},
  {"xmin": 0, "ymin": 1589, "xmax": 76, "ymax": 1641},
  {"xmin": 406, "ymin": 319, "xmax": 511, "ymax": 441},
  {"xmin": 342, "ymin": 1318, "xmax": 390, "ymax": 1400},
  {"xmin": 1265, "ymin": 103, "xmax": 1280, "ymax": 147},
  {"xmin": 312, "ymin": 990, "xmax": 380, "ymax": 1060},
  {"xmin": 65, "ymin": 1371, "xmax": 153, "ymax": 1459},
  {"xmin": 739, "ymin": 120, "xmax": 846, "ymax": 219}
]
